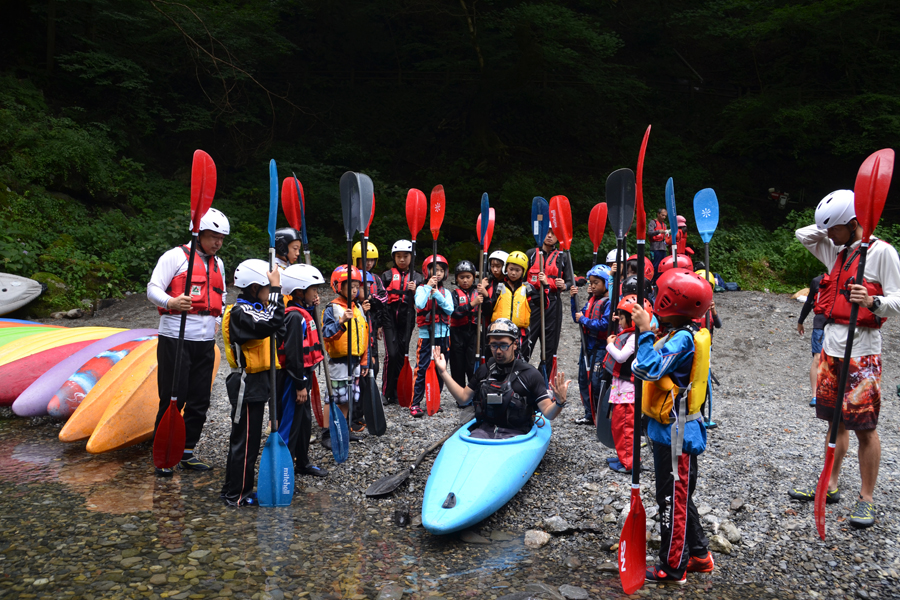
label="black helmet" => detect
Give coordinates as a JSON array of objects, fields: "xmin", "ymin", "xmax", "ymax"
[
  {"xmin": 455, "ymin": 260, "xmax": 476, "ymax": 277},
  {"xmin": 622, "ymin": 275, "xmax": 653, "ymax": 297},
  {"xmin": 275, "ymin": 228, "xmax": 301, "ymax": 258},
  {"xmin": 487, "ymin": 318, "xmax": 519, "ymax": 340}
]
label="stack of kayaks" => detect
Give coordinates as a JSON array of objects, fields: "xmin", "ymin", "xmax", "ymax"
[
  {"xmin": 0, "ymin": 274, "xmax": 44, "ymax": 316},
  {"xmin": 421, "ymin": 418, "xmax": 552, "ymax": 535}
]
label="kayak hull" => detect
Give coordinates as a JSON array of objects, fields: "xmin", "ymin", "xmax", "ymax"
[
  {"xmin": 0, "ymin": 340, "xmax": 96, "ymax": 406},
  {"xmin": 0, "ymin": 273, "xmax": 42, "ymax": 316},
  {"xmin": 422, "ymin": 418, "xmax": 552, "ymax": 535},
  {"xmin": 0, "ymin": 327, "xmax": 126, "ymax": 367}
]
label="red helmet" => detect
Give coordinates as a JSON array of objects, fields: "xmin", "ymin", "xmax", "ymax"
[
  {"xmin": 422, "ymin": 254, "xmax": 449, "ymax": 281},
  {"xmin": 627, "ymin": 254, "xmax": 655, "ymax": 281},
  {"xmin": 654, "ymin": 268, "xmax": 713, "ymax": 319},
  {"xmin": 617, "ymin": 294, "xmax": 653, "ymax": 317},
  {"xmin": 658, "ymin": 254, "xmax": 693, "ymax": 274},
  {"xmin": 330, "ymin": 264, "xmax": 363, "ymax": 294}
]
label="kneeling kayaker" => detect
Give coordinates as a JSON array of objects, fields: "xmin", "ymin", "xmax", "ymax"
[{"xmin": 432, "ymin": 318, "xmax": 570, "ymax": 439}]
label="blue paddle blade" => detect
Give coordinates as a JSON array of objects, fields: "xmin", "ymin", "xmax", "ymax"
[
  {"xmin": 278, "ymin": 377, "xmax": 295, "ymax": 441},
  {"xmin": 693, "ymin": 188, "xmax": 719, "ymax": 244},
  {"xmin": 479, "ymin": 193, "xmax": 490, "ymax": 245},
  {"xmin": 257, "ymin": 432, "xmax": 294, "ymax": 507},
  {"xmin": 665, "ymin": 177, "xmax": 678, "ymax": 235},
  {"xmin": 329, "ymin": 399, "xmax": 349, "ymax": 464},
  {"xmin": 268, "ymin": 159, "xmax": 278, "ymax": 247},
  {"xmin": 531, "ymin": 196, "xmax": 550, "ymax": 247}
]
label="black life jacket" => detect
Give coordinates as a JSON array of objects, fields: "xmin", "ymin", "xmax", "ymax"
[{"xmin": 474, "ymin": 359, "xmax": 534, "ymax": 433}]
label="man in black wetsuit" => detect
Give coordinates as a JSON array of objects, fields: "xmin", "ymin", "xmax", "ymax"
[{"xmin": 432, "ymin": 318, "xmax": 571, "ymax": 439}]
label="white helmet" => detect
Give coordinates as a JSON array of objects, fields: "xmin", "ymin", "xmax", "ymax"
[
  {"xmin": 815, "ymin": 190, "xmax": 856, "ymax": 230},
  {"xmin": 606, "ymin": 248, "xmax": 625, "ymax": 264},
  {"xmin": 281, "ymin": 264, "xmax": 324, "ymax": 295},
  {"xmin": 488, "ymin": 250, "xmax": 509, "ymax": 265},
  {"xmin": 198, "ymin": 208, "xmax": 230, "ymax": 235},
  {"xmin": 233, "ymin": 259, "xmax": 269, "ymax": 289},
  {"xmin": 391, "ymin": 240, "xmax": 413, "ymax": 255}
]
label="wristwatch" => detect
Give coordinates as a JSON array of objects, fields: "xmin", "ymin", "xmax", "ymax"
[
  {"xmin": 552, "ymin": 393, "xmax": 566, "ymax": 407},
  {"xmin": 871, "ymin": 296, "xmax": 882, "ymax": 311}
]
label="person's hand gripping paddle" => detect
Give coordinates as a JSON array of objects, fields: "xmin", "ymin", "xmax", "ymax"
[
  {"xmin": 425, "ymin": 185, "xmax": 446, "ymax": 416},
  {"xmin": 549, "ymin": 195, "xmax": 574, "ymax": 384},
  {"xmin": 589, "ymin": 203, "xmax": 608, "ymax": 267},
  {"xmin": 258, "ymin": 159, "xmax": 294, "ymax": 507},
  {"xmin": 618, "ymin": 125, "xmax": 651, "ymax": 595},
  {"xmin": 531, "ymin": 196, "xmax": 551, "ymax": 386},
  {"xmin": 398, "ymin": 189, "xmax": 427, "ymax": 408},
  {"xmin": 665, "ymin": 178, "xmax": 679, "ymax": 267},
  {"xmin": 474, "ymin": 194, "xmax": 495, "ymax": 371},
  {"xmin": 815, "ymin": 148, "xmax": 893, "ymax": 540},
  {"xmin": 153, "ymin": 149, "xmax": 216, "ymax": 470},
  {"xmin": 693, "ymin": 187, "xmax": 720, "ymax": 428}
]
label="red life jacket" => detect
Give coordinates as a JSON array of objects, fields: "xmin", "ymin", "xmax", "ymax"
[
  {"xmin": 450, "ymin": 287, "xmax": 478, "ymax": 327},
  {"xmin": 665, "ymin": 230, "xmax": 688, "ymax": 254},
  {"xmin": 158, "ymin": 245, "xmax": 225, "ymax": 317},
  {"xmin": 582, "ymin": 296, "xmax": 607, "ymax": 338},
  {"xmin": 416, "ymin": 288, "xmax": 451, "ymax": 328},
  {"xmin": 650, "ymin": 219, "xmax": 667, "ymax": 243},
  {"xmin": 603, "ymin": 329, "xmax": 635, "ymax": 382},
  {"xmin": 384, "ymin": 267, "xmax": 412, "ymax": 304},
  {"xmin": 526, "ymin": 250, "xmax": 561, "ymax": 289},
  {"xmin": 281, "ymin": 305, "xmax": 324, "ymax": 368},
  {"xmin": 813, "ymin": 241, "xmax": 886, "ymax": 329}
]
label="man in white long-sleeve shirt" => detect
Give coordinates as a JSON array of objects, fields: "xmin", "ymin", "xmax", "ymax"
[
  {"xmin": 147, "ymin": 208, "xmax": 230, "ymax": 476},
  {"xmin": 789, "ymin": 190, "xmax": 900, "ymax": 528}
]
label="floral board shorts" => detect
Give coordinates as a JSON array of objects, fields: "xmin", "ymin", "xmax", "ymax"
[{"xmin": 815, "ymin": 352, "xmax": 881, "ymax": 431}]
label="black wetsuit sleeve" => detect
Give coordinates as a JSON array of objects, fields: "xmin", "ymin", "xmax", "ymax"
[
  {"xmin": 283, "ymin": 311, "xmax": 308, "ymax": 387},
  {"xmin": 228, "ymin": 288, "xmax": 285, "ymax": 346}
]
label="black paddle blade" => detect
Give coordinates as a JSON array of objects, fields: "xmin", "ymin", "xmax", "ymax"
[
  {"xmin": 606, "ymin": 169, "xmax": 636, "ymax": 240},
  {"xmin": 365, "ymin": 467, "xmax": 413, "ymax": 497},
  {"xmin": 362, "ymin": 374, "xmax": 387, "ymax": 436},
  {"xmin": 339, "ymin": 171, "xmax": 362, "ymax": 239},
  {"xmin": 358, "ymin": 173, "xmax": 375, "ymax": 233}
]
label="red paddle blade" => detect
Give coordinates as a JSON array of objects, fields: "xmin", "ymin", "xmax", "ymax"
[
  {"xmin": 854, "ymin": 148, "xmax": 894, "ymax": 242},
  {"xmin": 366, "ymin": 194, "xmax": 376, "ymax": 237},
  {"xmin": 476, "ymin": 213, "xmax": 482, "ymax": 244},
  {"xmin": 618, "ymin": 487, "xmax": 647, "ymax": 594},
  {"xmin": 190, "ymin": 150, "xmax": 217, "ymax": 233},
  {"xmin": 589, "ymin": 203, "xmax": 608, "ymax": 252},
  {"xmin": 549, "ymin": 195, "xmax": 573, "ymax": 250},
  {"xmin": 282, "ymin": 177, "xmax": 302, "ymax": 230},
  {"xmin": 153, "ymin": 400, "xmax": 186, "ymax": 468},
  {"xmin": 430, "ymin": 185, "xmax": 446, "ymax": 240},
  {"xmin": 485, "ymin": 208, "xmax": 496, "ymax": 251},
  {"xmin": 398, "ymin": 357, "xmax": 413, "ymax": 408},
  {"xmin": 815, "ymin": 446, "xmax": 836, "ymax": 540},
  {"xmin": 635, "ymin": 125, "xmax": 651, "ymax": 242},
  {"xmin": 311, "ymin": 372, "xmax": 324, "ymax": 428},
  {"xmin": 425, "ymin": 364, "xmax": 440, "ymax": 416},
  {"xmin": 549, "ymin": 356, "xmax": 558, "ymax": 384},
  {"xmin": 406, "ymin": 189, "xmax": 427, "ymax": 240}
]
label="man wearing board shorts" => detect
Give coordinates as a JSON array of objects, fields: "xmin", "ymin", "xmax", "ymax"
[{"xmin": 790, "ymin": 190, "xmax": 900, "ymax": 528}]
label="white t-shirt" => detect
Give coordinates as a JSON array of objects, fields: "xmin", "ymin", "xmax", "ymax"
[{"xmin": 796, "ymin": 225, "xmax": 900, "ymax": 357}]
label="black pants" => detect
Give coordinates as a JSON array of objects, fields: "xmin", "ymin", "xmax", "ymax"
[
  {"xmin": 221, "ymin": 395, "xmax": 265, "ymax": 503},
  {"xmin": 381, "ymin": 307, "xmax": 414, "ymax": 401},
  {"xmin": 412, "ymin": 336, "xmax": 449, "ymax": 407},
  {"xmin": 277, "ymin": 371, "xmax": 313, "ymax": 471},
  {"xmin": 449, "ymin": 325, "xmax": 478, "ymax": 388},
  {"xmin": 154, "ymin": 335, "xmax": 216, "ymax": 451},
  {"xmin": 525, "ymin": 294, "xmax": 562, "ymax": 365},
  {"xmin": 652, "ymin": 440, "xmax": 708, "ymax": 578}
]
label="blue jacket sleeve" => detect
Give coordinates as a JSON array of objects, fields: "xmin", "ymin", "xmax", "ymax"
[
  {"xmin": 321, "ymin": 304, "xmax": 343, "ymax": 339},
  {"xmin": 415, "ymin": 285, "xmax": 431, "ymax": 310},
  {"xmin": 632, "ymin": 330, "xmax": 694, "ymax": 382},
  {"xmin": 437, "ymin": 288, "xmax": 455, "ymax": 315}
]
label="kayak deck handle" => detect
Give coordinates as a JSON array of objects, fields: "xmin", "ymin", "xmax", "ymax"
[{"xmin": 442, "ymin": 492, "xmax": 457, "ymax": 509}]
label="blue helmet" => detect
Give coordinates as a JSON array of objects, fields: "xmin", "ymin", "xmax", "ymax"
[{"xmin": 587, "ymin": 264, "xmax": 612, "ymax": 288}]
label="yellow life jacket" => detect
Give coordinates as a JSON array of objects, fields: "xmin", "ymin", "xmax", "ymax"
[
  {"xmin": 641, "ymin": 326, "xmax": 710, "ymax": 425},
  {"xmin": 323, "ymin": 298, "xmax": 368, "ymax": 358},
  {"xmin": 222, "ymin": 304, "xmax": 279, "ymax": 374},
  {"xmin": 491, "ymin": 283, "xmax": 531, "ymax": 329}
]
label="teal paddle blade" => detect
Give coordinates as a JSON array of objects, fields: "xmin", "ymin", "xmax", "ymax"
[
  {"xmin": 693, "ymin": 188, "xmax": 719, "ymax": 244},
  {"xmin": 268, "ymin": 160, "xmax": 279, "ymax": 247},
  {"xmin": 330, "ymin": 399, "xmax": 349, "ymax": 463},
  {"xmin": 257, "ymin": 431, "xmax": 294, "ymax": 507}
]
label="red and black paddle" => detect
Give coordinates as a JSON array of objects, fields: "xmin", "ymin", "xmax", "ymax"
[
  {"xmin": 153, "ymin": 149, "xmax": 216, "ymax": 469},
  {"xmin": 425, "ymin": 185, "xmax": 446, "ymax": 416},
  {"xmin": 618, "ymin": 125, "xmax": 651, "ymax": 595},
  {"xmin": 549, "ymin": 195, "xmax": 574, "ymax": 383},
  {"xmin": 474, "ymin": 201, "xmax": 495, "ymax": 370},
  {"xmin": 398, "ymin": 188, "xmax": 427, "ymax": 408},
  {"xmin": 815, "ymin": 148, "xmax": 893, "ymax": 540}
]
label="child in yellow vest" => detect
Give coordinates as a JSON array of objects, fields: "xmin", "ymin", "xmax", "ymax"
[
  {"xmin": 491, "ymin": 250, "xmax": 538, "ymax": 356},
  {"xmin": 221, "ymin": 259, "xmax": 284, "ymax": 507}
]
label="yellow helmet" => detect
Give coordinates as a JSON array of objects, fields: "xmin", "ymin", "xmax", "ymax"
[
  {"xmin": 352, "ymin": 241, "xmax": 379, "ymax": 263},
  {"xmin": 504, "ymin": 250, "xmax": 529, "ymax": 273},
  {"xmin": 695, "ymin": 269, "xmax": 716, "ymax": 286}
]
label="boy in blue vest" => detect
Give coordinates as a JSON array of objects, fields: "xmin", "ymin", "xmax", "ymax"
[
  {"xmin": 632, "ymin": 268, "xmax": 714, "ymax": 583},
  {"xmin": 410, "ymin": 255, "xmax": 454, "ymax": 417},
  {"xmin": 570, "ymin": 264, "xmax": 610, "ymax": 424}
]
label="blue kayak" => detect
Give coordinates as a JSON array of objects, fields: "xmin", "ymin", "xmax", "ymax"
[{"xmin": 422, "ymin": 418, "xmax": 552, "ymax": 535}]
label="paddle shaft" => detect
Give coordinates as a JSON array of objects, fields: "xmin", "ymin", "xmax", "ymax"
[
  {"xmin": 169, "ymin": 231, "xmax": 200, "ymax": 404},
  {"xmin": 268, "ymin": 247, "xmax": 278, "ymax": 430},
  {"xmin": 566, "ymin": 252, "xmax": 590, "ymax": 380},
  {"xmin": 538, "ymin": 248, "xmax": 546, "ymax": 364},
  {"xmin": 346, "ymin": 234, "xmax": 356, "ymax": 430},
  {"xmin": 632, "ymin": 239, "xmax": 646, "ymax": 486},
  {"xmin": 474, "ymin": 247, "xmax": 484, "ymax": 369}
]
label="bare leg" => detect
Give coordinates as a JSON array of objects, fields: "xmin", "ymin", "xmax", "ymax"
[
  {"xmin": 826, "ymin": 421, "xmax": 850, "ymax": 493},
  {"xmin": 856, "ymin": 429, "xmax": 881, "ymax": 502}
]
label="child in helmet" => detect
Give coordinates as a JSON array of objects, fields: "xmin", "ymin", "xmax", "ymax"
[
  {"xmin": 604, "ymin": 295, "xmax": 651, "ymax": 474},
  {"xmin": 478, "ymin": 250, "xmax": 508, "ymax": 324},
  {"xmin": 278, "ymin": 263, "xmax": 328, "ymax": 476},
  {"xmin": 665, "ymin": 215, "xmax": 693, "ymax": 256},
  {"xmin": 321, "ymin": 265, "xmax": 370, "ymax": 434},
  {"xmin": 221, "ymin": 259, "xmax": 284, "ymax": 507},
  {"xmin": 491, "ymin": 250, "xmax": 539, "ymax": 358},
  {"xmin": 410, "ymin": 255, "xmax": 455, "ymax": 417},
  {"xmin": 632, "ymin": 268, "xmax": 714, "ymax": 583},
  {"xmin": 570, "ymin": 264, "xmax": 611, "ymax": 424},
  {"xmin": 380, "ymin": 240, "xmax": 423, "ymax": 404},
  {"xmin": 449, "ymin": 260, "xmax": 483, "ymax": 387},
  {"xmin": 274, "ymin": 228, "xmax": 302, "ymax": 269}
]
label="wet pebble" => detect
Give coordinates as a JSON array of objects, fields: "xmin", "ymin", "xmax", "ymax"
[{"xmin": 558, "ymin": 584, "xmax": 588, "ymax": 599}]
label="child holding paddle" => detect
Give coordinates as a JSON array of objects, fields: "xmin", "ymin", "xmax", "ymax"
[
  {"xmin": 220, "ymin": 259, "xmax": 284, "ymax": 507},
  {"xmin": 492, "ymin": 251, "xmax": 536, "ymax": 357},
  {"xmin": 570, "ymin": 265, "xmax": 611, "ymax": 425},
  {"xmin": 631, "ymin": 268, "xmax": 714, "ymax": 583},
  {"xmin": 380, "ymin": 240, "xmax": 422, "ymax": 405},
  {"xmin": 449, "ymin": 260, "xmax": 483, "ymax": 387},
  {"xmin": 478, "ymin": 250, "xmax": 508, "ymax": 323},
  {"xmin": 410, "ymin": 255, "xmax": 454, "ymax": 418}
]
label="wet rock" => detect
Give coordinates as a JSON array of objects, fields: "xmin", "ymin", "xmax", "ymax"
[
  {"xmin": 51, "ymin": 311, "xmax": 66, "ymax": 319},
  {"xmin": 709, "ymin": 534, "xmax": 733, "ymax": 555},
  {"xmin": 558, "ymin": 584, "xmax": 589, "ymax": 599},
  {"xmin": 65, "ymin": 308, "xmax": 84, "ymax": 319},
  {"xmin": 149, "ymin": 574, "xmax": 167, "ymax": 585},
  {"xmin": 697, "ymin": 504, "xmax": 713, "ymax": 516},
  {"xmin": 376, "ymin": 583, "xmax": 404, "ymax": 600},
  {"xmin": 730, "ymin": 497, "xmax": 744, "ymax": 511},
  {"xmin": 597, "ymin": 561, "xmax": 618, "ymax": 573},
  {"xmin": 544, "ymin": 516, "xmax": 570, "ymax": 533},
  {"xmin": 459, "ymin": 530, "xmax": 491, "ymax": 544},
  {"xmin": 524, "ymin": 583, "xmax": 565, "ymax": 599},
  {"xmin": 720, "ymin": 520, "xmax": 742, "ymax": 544},
  {"xmin": 121, "ymin": 557, "xmax": 142, "ymax": 567},
  {"xmin": 562, "ymin": 555, "xmax": 581, "ymax": 568},
  {"xmin": 393, "ymin": 508, "xmax": 410, "ymax": 527},
  {"xmin": 524, "ymin": 530, "xmax": 552, "ymax": 548},
  {"xmin": 188, "ymin": 550, "xmax": 210, "ymax": 559}
]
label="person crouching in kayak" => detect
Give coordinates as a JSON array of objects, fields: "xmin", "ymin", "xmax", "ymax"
[{"xmin": 432, "ymin": 318, "xmax": 570, "ymax": 439}]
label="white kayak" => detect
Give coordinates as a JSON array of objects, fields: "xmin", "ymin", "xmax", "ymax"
[{"xmin": 0, "ymin": 274, "xmax": 43, "ymax": 316}]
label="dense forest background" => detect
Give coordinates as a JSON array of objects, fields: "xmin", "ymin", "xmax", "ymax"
[{"xmin": 1, "ymin": 0, "xmax": 899, "ymax": 311}]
